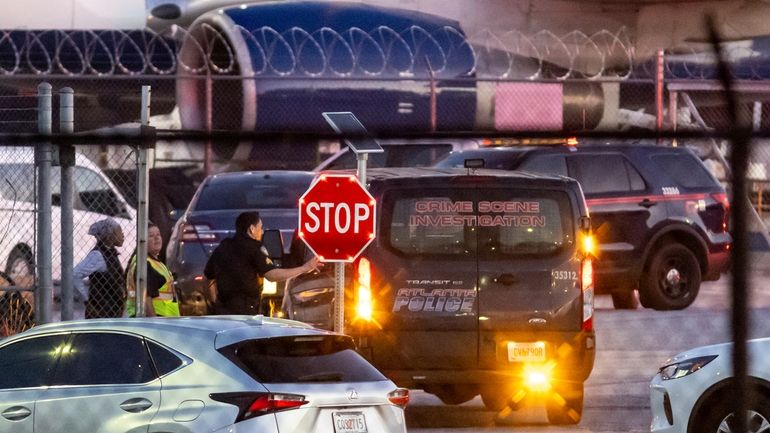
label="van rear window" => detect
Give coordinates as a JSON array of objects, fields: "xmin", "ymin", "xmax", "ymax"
[
  {"xmin": 219, "ymin": 335, "xmax": 386, "ymax": 383},
  {"xmin": 386, "ymin": 189, "xmax": 573, "ymax": 257}
]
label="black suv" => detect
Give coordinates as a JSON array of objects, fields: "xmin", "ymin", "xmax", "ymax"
[
  {"xmin": 285, "ymin": 167, "xmax": 596, "ymax": 424},
  {"xmin": 435, "ymin": 144, "xmax": 732, "ymax": 310}
]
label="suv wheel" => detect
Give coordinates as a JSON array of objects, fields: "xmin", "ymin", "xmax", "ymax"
[
  {"xmin": 546, "ymin": 381, "xmax": 583, "ymax": 425},
  {"xmin": 639, "ymin": 243, "xmax": 701, "ymax": 310},
  {"xmin": 610, "ymin": 290, "xmax": 638, "ymax": 309}
]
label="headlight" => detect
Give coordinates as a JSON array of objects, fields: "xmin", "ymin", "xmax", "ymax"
[{"xmin": 659, "ymin": 355, "xmax": 717, "ymax": 380}]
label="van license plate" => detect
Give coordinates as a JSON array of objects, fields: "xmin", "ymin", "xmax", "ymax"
[
  {"xmin": 507, "ymin": 341, "xmax": 546, "ymax": 362},
  {"xmin": 333, "ymin": 412, "xmax": 367, "ymax": 433}
]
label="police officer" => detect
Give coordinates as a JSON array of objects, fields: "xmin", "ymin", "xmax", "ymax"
[
  {"xmin": 126, "ymin": 222, "xmax": 179, "ymax": 317},
  {"xmin": 204, "ymin": 211, "xmax": 319, "ymax": 315}
]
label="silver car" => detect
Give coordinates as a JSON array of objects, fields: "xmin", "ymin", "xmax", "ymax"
[{"xmin": 0, "ymin": 316, "xmax": 408, "ymax": 433}]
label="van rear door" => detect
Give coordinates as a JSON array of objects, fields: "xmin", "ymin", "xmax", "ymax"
[
  {"xmin": 368, "ymin": 187, "xmax": 479, "ymax": 371},
  {"xmin": 474, "ymin": 187, "xmax": 582, "ymax": 367}
]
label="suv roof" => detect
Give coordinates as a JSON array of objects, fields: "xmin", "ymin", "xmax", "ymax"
[
  {"xmin": 314, "ymin": 139, "xmax": 481, "ymax": 171},
  {"xmin": 333, "ymin": 166, "xmax": 576, "ymax": 186}
]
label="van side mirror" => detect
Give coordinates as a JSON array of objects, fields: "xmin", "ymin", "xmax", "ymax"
[
  {"xmin": 262, "ymin": 229, "xmax": 284, "ymax": 260},
  {"xmin": 579, "ymin": 216, "xmax": 591, "ymax": 232}
]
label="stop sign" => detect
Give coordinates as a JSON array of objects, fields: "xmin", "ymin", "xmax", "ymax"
[{"xmin": 298, "ymin": 174, "xmax": 376, "ymax": 262}]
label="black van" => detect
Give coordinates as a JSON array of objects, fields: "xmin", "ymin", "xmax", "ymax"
[{"xmin": 284, "ymin": 167, "xmax": 596, "ymax": 424}]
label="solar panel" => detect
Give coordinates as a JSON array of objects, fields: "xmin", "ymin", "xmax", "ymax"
[{"xmin": 322, "ymin": 112, "xmax": 384, "ymax": 154}]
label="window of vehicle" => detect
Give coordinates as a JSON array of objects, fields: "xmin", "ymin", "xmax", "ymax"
[
  {"xmin": 50, "ymin": 333, "xmax": 155, "ymax": 386},
  {"xmin": 650, "ymin": 153, "xmax": 719, "ymax": 188},
  {"xmin": 567, "ymin": 155, "xmax": 646, "ymax": 194},
  {"xmin": 0, "ymin": 163, "xmax": 36, "ymax": 203},
  {"xmin": 195, "ymin": 175, "xmax": 314, "ymax": 210},
  {"xmin": 518, "ymin": 155, "xmax": 568, "ymax": 176},
  {"xmin": 73, "ymin": 167, "xmax": 128, "ymax": 217},
  {"xmin": 0, "ymin": 335, "xmax": 69, "ymax": 389},
  {"xmin": 147, "ymin": 340, "xmax": 185, "ymax": 376},
  {"xmin": 385, "ymin": 188, "xmax": 571, "ymax": 256},
  {"xmin": 220, "ymin": 335, "xmax": 386, "ymax": 383},
  {"xmin": 387, "ymin": 189, "xmax": 476, "ymax": 256}
]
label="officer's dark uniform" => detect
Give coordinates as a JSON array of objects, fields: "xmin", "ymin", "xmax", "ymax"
[{"xmin": 204, "ymin": 233, "xmax": 277, "ymax": 315}]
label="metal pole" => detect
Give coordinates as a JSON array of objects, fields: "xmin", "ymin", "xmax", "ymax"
[
  {"xmin": 59, "ymin": 87, "xmax": 75, "ymax": 321},
  {"xmin": 356, "ymin": 153, "xmax": 368, "ymax": 187},
  {"xmin": 135, "ymin": 86, "xmax": 151, "ymax": 317},
  {"xmin": 655, "ymin": 49, "xmax": 665, "ymax": 144},
  {"xmin": 36, "ymin": 82, "xmax": 53, "ymax": 324},
  {"xmin": 334, "ymin": 263, "xmax": 345, "ymax": 333}
]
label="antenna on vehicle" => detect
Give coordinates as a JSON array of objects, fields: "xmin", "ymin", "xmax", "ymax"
[{"xmin": 464, "ymin": 158, "xmax": 484, "ymax": 175}]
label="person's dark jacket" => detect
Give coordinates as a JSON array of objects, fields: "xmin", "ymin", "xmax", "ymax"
[{"xmin": 203, "ymin": 233, "xmax": 277, "ymax": 314}]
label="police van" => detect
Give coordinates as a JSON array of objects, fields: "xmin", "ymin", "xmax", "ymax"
[{"xmin": 284, "ymin": 165, "xmax": 596, "ymax": 424}]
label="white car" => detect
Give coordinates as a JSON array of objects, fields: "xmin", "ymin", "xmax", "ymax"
[
  {"xmin": 650, "ymin": 338, "xmax": 770, "ymax": 433},
  {"xmin": 0, "ymin": 148, "xmax": 136, "ymax": 293},
  {"xmin": 0, "ymin": 315, "xmax": 409, "ymax": 433}
]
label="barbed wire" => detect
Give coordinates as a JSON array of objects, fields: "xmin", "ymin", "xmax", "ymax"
[{"xmin": 1, "ymin": 26, "xmax": 766, "ymax": 80}]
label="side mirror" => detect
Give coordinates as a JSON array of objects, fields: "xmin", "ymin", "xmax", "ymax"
[
  {"xmin": 262, "ymin": 229, "xmax": 284, "ymax": 260},
  {"xmin": 579, "ymin": 216, "xmax": 591, "ymax": 233}
]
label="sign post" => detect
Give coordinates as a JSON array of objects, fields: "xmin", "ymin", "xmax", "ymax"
[{"xmin": 298, "ymin": 112, "xmax": 382, "ymax": 333}]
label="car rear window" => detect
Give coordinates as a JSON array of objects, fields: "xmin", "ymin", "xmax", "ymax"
[
  {"xmin": 385, "ymin": 188, "xmax": 573, "ymax": 257},
  {"xmin": 195, "ymin": 175, "xmax": 313, "ymax": 210},
  {"xmin": 220, "ymin": 335, "xmax": 386, "ymax": 383},
  {"xmin": 650, "ymin": 153, "xmax": 719, "ymax": 188}
]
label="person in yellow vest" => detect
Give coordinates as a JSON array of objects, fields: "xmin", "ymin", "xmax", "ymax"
[{"xmin": 126, "ymin": 222, "xmax": 180, "ymax": 317}]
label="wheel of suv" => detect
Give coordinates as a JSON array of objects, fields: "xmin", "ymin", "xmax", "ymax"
[
  {"xmin": 693, "ymin": 388, "xmax": 770, "ymax": 433},
  {"xmin": 610, "ymin": 290, "xmax": 638, "ymax": 309},
  {"xmin": 639, "ymin": 243, "xmax": 701, "ymax": 310},
  {"xmin": 546, "ymin": 381, "xmax": 583, "ymax": 425}
]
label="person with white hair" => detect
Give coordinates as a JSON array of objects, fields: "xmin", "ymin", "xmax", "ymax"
[{"xmin": 73, "ymin": 218, "xmax": 125, "ymax": 318}]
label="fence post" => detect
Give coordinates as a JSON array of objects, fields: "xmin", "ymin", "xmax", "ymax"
[
  {"xmin": 35, "ymin": 82, "xmax": 53, "ymax": 324},
  {"xmin": 59, "ymin": 87, "xmax": 75, "ymax": 321},
  {"xmin": 135, "ymin": 86, "xmax": 151, "ymax": 317}
]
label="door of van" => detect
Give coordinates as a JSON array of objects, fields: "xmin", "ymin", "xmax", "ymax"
[
  {"xmin": 474, "ymin": 187, "xmax": 583, "ymax": 369},
  {"xmin": 367, "ymin": 187, "xmax": 479, "ymax": 371}
]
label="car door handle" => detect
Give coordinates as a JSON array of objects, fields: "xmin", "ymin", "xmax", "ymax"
[
  {"xmin": 2, "ymin": 406, "xmax": 31, "ymax": 421},
  {"xmin": 494, "ymin": 274, "xmax": 517, "ymax": 286},
  {"xmin": 120, "ymin": 398, "xmax": 153, "ymax": 413},
  {"xmin": 638, "ymin": 199, "xmax": 657, "ymax": 208}
]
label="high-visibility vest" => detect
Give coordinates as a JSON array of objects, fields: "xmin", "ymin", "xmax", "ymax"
[{"xmin": 126, "ymin": 255, "xmax": 180, "ymax": 317}]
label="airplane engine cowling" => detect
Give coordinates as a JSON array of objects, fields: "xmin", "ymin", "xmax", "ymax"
[{"xmin": 176, "ymin": 1, "xmax": 478, "ymax": 133}]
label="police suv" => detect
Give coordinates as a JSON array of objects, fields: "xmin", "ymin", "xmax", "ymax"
[{"xmin": 285, "ymin": 166, "xmax": 596, "ymax": 424}]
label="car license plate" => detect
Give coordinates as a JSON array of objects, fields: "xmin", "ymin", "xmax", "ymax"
[
  {"xmin": 507, "ymin": 341, "xmax": 546, "ymax": 362},
  {"xmin": 333, "ymin": 412, "xmax": 367, "ymax": 433}
]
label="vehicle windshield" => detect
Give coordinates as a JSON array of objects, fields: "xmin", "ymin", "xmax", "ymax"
[{"xmin": 195, "ymin": 174, "xmax": 313, "ymax": 210}]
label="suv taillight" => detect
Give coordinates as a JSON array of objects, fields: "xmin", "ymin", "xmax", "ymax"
[
  {"xmin": 581, "ymin": 258, "xmax": 594, "ymax": 331},
  {"xmin": 388, "ymin": 388, "xmax": 409, "ymax": 408},
  {"xmin": 711, "ymin": 192, "xmax": 730, "ymax": 232},
  {"xmin": 180, "ymin": 223, "xmax": 216, "ymax": 242},
  {"xmin": 355, "ymin": 257, "xmax": 374, "ymax": 321},
  {"xmin": 210, "ymin": 392, "xmax": 308, "ymax": 422}
]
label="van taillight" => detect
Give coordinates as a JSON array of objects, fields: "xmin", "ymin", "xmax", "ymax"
[
  {"xmin": 581, "ymin": 258, "xmax": 594, "ymax": 331},
  {"xmin": 181, "ymin": 223, "xmax": 216, "ymax": 242},
  {"xmin": 210, "ymin": 392, "xmax": 308, "ymax": 422},
  {"xmin": 355, "ymin": 257, "xmax": 374, "ymax": 321},
  {"xmin": 711, "ymin": 193, "xmax": 730, "ymax": 232}
]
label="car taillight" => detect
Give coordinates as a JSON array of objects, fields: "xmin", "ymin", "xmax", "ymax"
[
  {"xmin": 388, "ymin": 388, "xmax": 409, "ymax": 408},
  {"xmin": 180, "ymin": 223, "xmax": 216, "ymax": 242},
  {"xmin": 210, "ymin": 392, "xmax": 308, "ymax": 422},
  {"xmin": 581, "ymin": 258, "xmax": 594, "ymax": 331},
  {"xmin": 355, "ymin": 257, "xmax": 373, "ymax": 321},
  {"xmin": 711, "ymin": 192, "xmax": 730, "ymax": 232}
]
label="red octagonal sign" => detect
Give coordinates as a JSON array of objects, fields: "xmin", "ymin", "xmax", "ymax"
[{"xmin": 298, "ymin": 174, "xmax": 376, "ymax": 262}]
